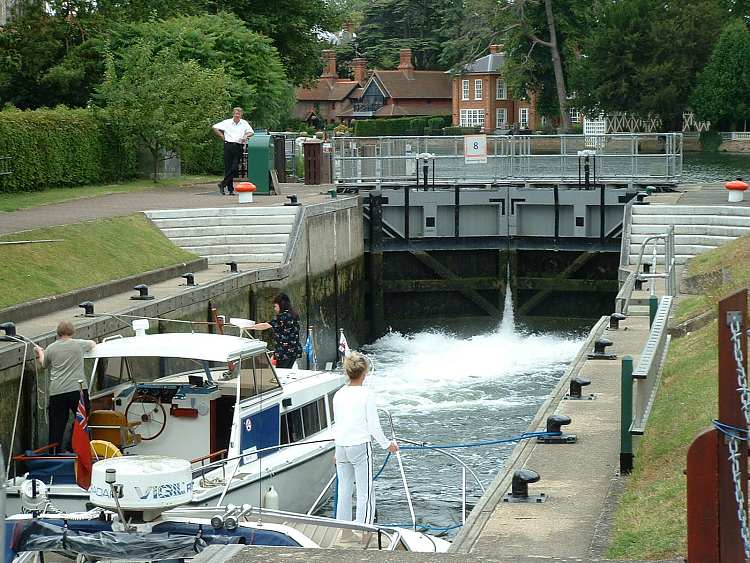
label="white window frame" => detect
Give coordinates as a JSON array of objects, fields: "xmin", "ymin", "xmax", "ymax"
[
  {"xmin": 496, "ymin": 79, "xmax": 507, "ymax": 100},
  {"xmin": 461, "ymin": 80, "xmax": 469, "ymax": 101},
  {"xmin": 519, "ymin": 107, "xmax": 529, "ymax": 127},
  {"xmin": 496, "ymin": 108, "xmax": 507, "ymax": 129},
  {"xmin": 460, "ymin": 109, "xmax": 485, "ymax": 127},
  {"xmin": 474, "ymin": 79, "xmax": 483, "ymax": 100},
  {"xmin": 568, "ymin": 107, "xmax": 580, "ymax": 124}
]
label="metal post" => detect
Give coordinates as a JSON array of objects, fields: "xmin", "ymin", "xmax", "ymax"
[
  {"xmin": 454, "ymin": 184, "xmax": 460, "ymax": 238},
  {"xmin": 717, "ymin": 290, "xmax": 748, "ymax": 562},
  {"xmin": 620, "ymin": 356, "xmax": 634, "ymax": 474},
  {"xmin": 404, "ymin": 185, "xmax": 410, "ymax": 241},
  {"xmin": 649, "ymin": 296, "xmax": 658, "ymax": 327},
  {"xmin": 462, "ymin": 466, "xmax": 467, "ymax": 525},
  {"xmin": 553, "ymin": 185, "xmax": 560, "ymax": 240},
  {"xmin": 599, "ymin": 184, "xmax": 606, "ymax": 244}
]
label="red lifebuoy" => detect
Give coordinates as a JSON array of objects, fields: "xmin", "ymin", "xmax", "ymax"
[
  {"xmin": 725, "ymin": 180, "xmax": 749, "ymax": 191},
  {"xmin": 235, "ymin": 182, "xmax": 257, "ymax": 193}
]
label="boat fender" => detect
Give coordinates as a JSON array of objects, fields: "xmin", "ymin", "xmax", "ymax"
[{"xmin": 263, "ymin": 485, "xmax": 279, "ymax": 510}]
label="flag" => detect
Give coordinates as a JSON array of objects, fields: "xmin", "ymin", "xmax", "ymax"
[
  {"xmin": 72, "ymin": 390, "xmax": 93, "ymax": 489},
  {"xmin": 338, "ymin": 330, "xmax": 349, "ymax": 359},
  {"xmin": 304, "ymin": 330, "xmax": 317, "ymax": 370}
]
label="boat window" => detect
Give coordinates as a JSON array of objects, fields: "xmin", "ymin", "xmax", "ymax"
[
  {"xmin": 238, "ymin": 353, "xmax": 281, "ymax": 399},
  {"xmin": 327, "ymin": 393, "xmax": 335, "ymax": 424},
  {"xmin": 286, "ymin": 409, "xmax": 304, "ymax": 443},
  {"xmin": 301, "ymin": 400, "xmax": 321, "ymax": 437},
  {"xmin": 280, "ymin": 397, "xmax": 329, "ymax": 445}
]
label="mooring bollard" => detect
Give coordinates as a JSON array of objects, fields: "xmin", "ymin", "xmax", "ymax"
[
  {"xmin": 588, "ymin": 338, "xmax": 616, "ymax": 360},
  {"xmin": 538, "ymin": 414, "xmax": 577, "ymax": 444},
  {"xmin": 131, "ymin": 284, "xmax": 154, "ymax": 300},
  {"xmin": 620, "ymin": 356, "xmax": 634, "ymax": 474},
  {"xmin": 567, "ymin": 377, "xmax": 593, "ymax": 400},
  {"xmin": 181, "ymin": 273, "xmax": 196, "ymax": 286},
  {"xmin": 503, "ymin": 469, "xmax": 546, "ymax": 503},
  {"xmin": 78, "ymin": 301, "xmax": 95, "ymax": 316},
  {"xmin": 609, "ymin": 312, "xmax": 626, "ymax": 330}
]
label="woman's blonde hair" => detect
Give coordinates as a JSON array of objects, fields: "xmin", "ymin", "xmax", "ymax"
[{"xmin": 343, "ymin": 351, "xmax": 368, "ymax": 380}]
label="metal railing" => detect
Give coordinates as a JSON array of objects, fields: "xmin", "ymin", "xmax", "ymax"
[
  {"xmin": 332, "ymin": 133, "xmax": 682, "ymax": 185},
  {"xmin": 630, "ymin": 295, "xmax": 673, "ymax": 435},
  {"xmin": 617, "ymin": 225, "xmax": 676, "ymax": 315},
  {"xmin": 721, "ymin": 132, "xmax": 750, "ymax": 141}
]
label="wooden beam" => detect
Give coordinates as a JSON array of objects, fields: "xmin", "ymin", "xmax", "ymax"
[
  {"xmin": 384, "ymin": 277, "xmax": 502, "ymax": 293},
  {"xmin": 409, "ymin": 251, "xmax": 501, "ymax": 317},
  {"xmin": 516, "ymin": 277, "xmax": 618, "ymax": 292},
  {"xmin": 517, "ymin": 251, "xmax": 598, "ymax": 316}
]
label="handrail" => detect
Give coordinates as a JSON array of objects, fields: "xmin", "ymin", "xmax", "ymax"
[
  {"xmin": 630, "ymin": 296, "xmax": 673, "ymax": 435},
  {"xmin": 621, "ymin": 225, "xmax": 675, "ymax": 314},
  {"xmin": 191, "ymin": 449, "xmax": 228, "ymax": 465}
]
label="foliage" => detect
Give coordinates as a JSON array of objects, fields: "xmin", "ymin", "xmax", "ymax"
[
  {"xmin": 0, "ymin": 107, "xmax": 136, "ymax": 193},
  {"xmin": 354, "ymin": 116, "xmax": 451, "ymax": 136},
  {"xmin": 355, "ymin": 0, "xmax": 457, "ymax": 70},
  {"xmin": 95, "ymin": 40, "xmax": 231, "ymax": 179},
  {"xmin": 699, "ymin": 130, "xmax": 724, "ymax": 152},
  {"xmin": 0, "ymin": 215, "xmax": 197, "ymax": 309},
  {"xmin": 691, "ymin": 19, "xmax": 750, "ymax": 130},
  {"xmin": 428, "ymin": 116, "xmax": 447, "ymax": 130},
  {"xmin": 573, "ymin": 0, "xmax": 729, "ymax": 128}
]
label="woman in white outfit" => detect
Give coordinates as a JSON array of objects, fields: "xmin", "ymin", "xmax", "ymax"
[{"xmin": 333, "ymin": 351, "xmax": 399, "ymax": 523}]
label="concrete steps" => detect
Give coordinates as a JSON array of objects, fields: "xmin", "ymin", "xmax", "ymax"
[
  {"xmin": 627, "ymin": 204, "xmax": 750, "ymax": 266},
  {"xmin": 146, "ymin": 206, "xmax": 298, "ymax": 265}
]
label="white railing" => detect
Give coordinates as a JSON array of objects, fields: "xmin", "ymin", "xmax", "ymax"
[{"xmin": 721, "ymin": 132, "xmax": 750, "ymax": 141}]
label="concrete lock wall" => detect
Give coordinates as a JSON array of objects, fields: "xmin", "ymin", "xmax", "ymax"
[{"xmin": 0, "ymin": 198, "xmax": 366, "ymax": 456}]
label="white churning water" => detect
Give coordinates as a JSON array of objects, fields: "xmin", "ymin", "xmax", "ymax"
[{"xmin": 357, "ymin": 292, "xmax": 584, "ymax": 532}]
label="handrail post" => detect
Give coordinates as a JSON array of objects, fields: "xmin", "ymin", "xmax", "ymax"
[{"xmin": 620, "ymin": 355, "xmax": 634, "ymax": 474}]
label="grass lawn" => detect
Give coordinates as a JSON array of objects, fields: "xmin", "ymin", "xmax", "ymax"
[
  {"xmin": 0, "ymin": 214, "xmax": 197, "ymax": 309},
  {"xmin": 606, "ymin": 322, "xmax": 718, "ymax": 559},
  {"xmin": 0, "ymin": 175, "xmax": 213, "ymax": 212}
]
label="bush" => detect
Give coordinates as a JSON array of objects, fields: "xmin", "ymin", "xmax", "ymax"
[
  {"xmin": 699, "ymin": 130, "xmax": 723, "ymax": 152},
  {"xmin": 0, "ymin": 107, "xmax": 136, "ymax": 193},
  {"xmin": 353, "ymin": 115, "xmax": 452, "ymax": 137},
  {"xmin": 428, "ymin": 116, "xmax": 446, "ymax": 129},
  {"xmin": 443, "ymin": 126, "xmax": 481, "ymax": 136}
]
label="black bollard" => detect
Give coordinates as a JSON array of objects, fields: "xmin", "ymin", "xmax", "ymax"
[
  {"xmin": 538, "ymin": 414, "xmax": 577, "ymax": 444},
  {"xmin": 131, "ymin": 284, "xmax": 154, "ymax": 301},
  {"xmin": 285, "ymin": 194, "xmax": 300, "ymax": 206},
  {"xmin": 181, "ymin": 273, "xmax": 196, "ymax": 286},
  {"xmin": 226, "ymin": 261, "xmax": 239, "ymax": 273},
  {"xmin": 0, "ymin": 321, "xmax": 17, "ymax": 341},
  {"xmin": 78, "ymin": 301, "xmax": 95, "ymax": 316},
  {"xmin": 609, "ymin": 312, "xmax": 626, "ymax": 330},
  {"xmin": 503, "ymin": 469, "xmax": 546, "ymax": 503},
  {"xmin": 567, "ymin": 377, "xmax": 593, "ymax": 400},
  {"xmin": 588, "ymin": 338, "xmax": 616, "ymax": 360}
]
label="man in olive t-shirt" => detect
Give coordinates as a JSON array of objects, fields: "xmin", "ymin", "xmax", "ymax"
[{"xmin": 35, "ymin": 320, "xmax": 96, "ymax": 451}]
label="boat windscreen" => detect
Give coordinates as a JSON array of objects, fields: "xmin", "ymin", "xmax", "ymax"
[{"xmin": 237, "ymin": 353, "xmax": 281, "ymax": 399}]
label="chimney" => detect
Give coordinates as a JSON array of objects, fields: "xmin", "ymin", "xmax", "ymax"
[
  {"xmin": 351, "ymin": 58, "xmax": 367, "ymax": 86},
  {"xmin": 321, "ymin": 49, "xmax": 337, "ymax": 79},
  {"xmin": 398, "ymin": 48, "xmax": 414, "ymax": 78},
  {"xmin": 489, "ymin": 44, "xmax": 504, "ymax": 55}
]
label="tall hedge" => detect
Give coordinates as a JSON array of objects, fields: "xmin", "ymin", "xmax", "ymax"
[
  {"xmin": 354, "ymin": 115, "xmax": 452, "ymax": 137},
  {"xmin": 0, "ymin": 107, "xmax": 136, "ymax": 193}
]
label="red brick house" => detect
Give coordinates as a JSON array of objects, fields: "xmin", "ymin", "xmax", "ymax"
[
  {"xmin": 451, "ymin": 45, "xmax": 537, "ymax": 131},
  {"xmin": 295, "ymin": 49, "xmax": 452, "ymax": 124}
]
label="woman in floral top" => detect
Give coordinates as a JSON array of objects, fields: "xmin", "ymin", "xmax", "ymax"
[{"xmin": 249, "ymin": 293, "xmax": 303, "ymax": 368}]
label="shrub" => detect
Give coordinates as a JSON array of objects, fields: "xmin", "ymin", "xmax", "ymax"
[
  {"xmin": 0, "ymin": 107, "xmax": 136, "ymax": 193},
  {"xmin": 428, "ymin": 116, "xmax": 446, "ymax": 129}
]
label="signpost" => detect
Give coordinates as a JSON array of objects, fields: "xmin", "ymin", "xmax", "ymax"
[{"xmin": 464, "ymin": 134, "xmax": 487, "ymax": 164}]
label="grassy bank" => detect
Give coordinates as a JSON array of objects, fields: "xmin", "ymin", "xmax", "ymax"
[
  {"xmin": 0, "ymin": 175, "xmax": 213, "ymax": 212},
  {"xmin": 607, "ymin": 235, "xmax": 750, "ymax": 559},
  {"xmin": 0, "ymin": 214, "xmax": 196, "ymax": 309}
]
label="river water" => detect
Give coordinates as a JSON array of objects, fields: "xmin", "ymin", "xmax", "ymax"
[{"xmin": 338, "ymin": 152, "xmax": 750, "ymax": 535}]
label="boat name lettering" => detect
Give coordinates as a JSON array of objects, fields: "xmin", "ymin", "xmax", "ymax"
[{"xmin": 135, "ymin": 481, "xmax": 193, "ymax": 500}]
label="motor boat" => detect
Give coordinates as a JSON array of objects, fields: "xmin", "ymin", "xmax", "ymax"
[
  {"xmin": 5, "ymin": 318, "xmax": 345, "ymax": 516},
  {"xmin": 5, "ymin": 455, "xmax": 450, "ymax": 562}
]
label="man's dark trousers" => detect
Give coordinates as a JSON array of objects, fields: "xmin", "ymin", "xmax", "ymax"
[
  {"xmin": 221, "ymin": 141, "xmax": 243, "ymax": 194},
  {"xmin": 48, "ymin": 389, "xmax": 90, "ymax": 451}
]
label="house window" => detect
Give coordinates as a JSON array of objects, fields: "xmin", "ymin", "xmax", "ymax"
[
  {"xmin": 568, "ymin": 107, "xmax": 581, "ymax": 124},
  {"xmin": 496, "ymin": 79, "xmax": 507, "ymax": 100},
  {"xmin": 460, "ymin": 109, "xmax": 485, "ymax": 127},
  {"xmin": 474, "ymin": 79, "xmax": 483, "ymax": 100},
  {"xmin": 496, "ymin": 108, "xmax": 507, "ymax": 129},
  {"xmin": 461, "ymin": 80, "xmax": 469, "ymax": 101},
  {"xmin": 519, "ymin": 108, "xmax": 529, "ymax": 128}
]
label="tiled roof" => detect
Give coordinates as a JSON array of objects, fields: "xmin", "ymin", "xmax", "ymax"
[
  {"xmin": 458, "ymin": 52, "xmax": 506, "ymax": 75},
  {"xmin": 372, "ymin": 71, "xmax": 452, "ymax": 99},
  {"xmin": 296, "ymin": 79, "xmax": 359, "ymax": 102}
]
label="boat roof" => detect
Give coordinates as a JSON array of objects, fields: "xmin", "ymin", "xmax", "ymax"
[{"xmin": 86, "ymin": 333, "xmax": 267, "ymax": 363}]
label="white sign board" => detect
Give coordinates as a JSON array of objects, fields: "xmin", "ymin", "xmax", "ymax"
[{"xmin": 464, "ymin": 134, "xmax": 487, "ymax": 164}]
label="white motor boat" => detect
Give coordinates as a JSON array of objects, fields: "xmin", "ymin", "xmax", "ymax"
[
  {"xmin": 6, "ymin": 319, "xmax": 345, "ymax": 516},
  {"xmin": 5, "ymin": 455, "xmax": 450, "ymax": 562}
]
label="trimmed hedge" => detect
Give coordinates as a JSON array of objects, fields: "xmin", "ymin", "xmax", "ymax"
[
  {"xmin": 354, "ymin": 115, "xmax": 452, "ymax": 137},
  {"xmin": 0, "ymin": 107, "xmax": 137, "ymax": 193},
  {"xmin": 181, "ymin": 133, "xmax": 224, "ymax": 175}
]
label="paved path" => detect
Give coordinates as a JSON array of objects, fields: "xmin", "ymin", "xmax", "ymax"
[{"xmin": 0, "ymin": 181, "xmax": 334, "ymax": 235}]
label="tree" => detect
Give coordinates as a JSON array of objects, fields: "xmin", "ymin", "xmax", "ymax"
[
  {"xmin": 692, "ymin": 19, "xmax": 750, "ymax": 130},
  {"xmin": 96, "ymin": 40, "xmax": 231, "ymax": 180},
  {"xmin": 572, "ymin": 0, "xmax": 729, "ymax": 129}
]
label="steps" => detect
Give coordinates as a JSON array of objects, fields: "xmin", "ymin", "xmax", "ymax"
[
  {"xmin": 627, "ymin": 205, "xmax": 750, "ymax": 265},
  {"xmin": 146, "ymin": 206, "xmax": 299, "ymax": 265}
]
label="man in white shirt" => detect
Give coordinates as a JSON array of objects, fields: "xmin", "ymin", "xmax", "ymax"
[{"xmin": 212, "ymin": 107, "xmax": 254, "ymax": 195}]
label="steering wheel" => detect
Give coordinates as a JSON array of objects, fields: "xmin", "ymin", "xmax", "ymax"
[{"xmin": 125, "ymin": 394, "xmax": 167, "ymax": 441}]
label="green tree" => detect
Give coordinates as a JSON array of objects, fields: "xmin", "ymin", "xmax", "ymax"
[
  {"xmin": 572, "ymin": 0, "xmax": 729, "ymax": 128},
  {"xmin": 96, "ymin": 40, "xmax": 231, "ymax": 179},
  {"xmin": 692, "ymin": 19, "xmax": 750, "ymax": 130}
]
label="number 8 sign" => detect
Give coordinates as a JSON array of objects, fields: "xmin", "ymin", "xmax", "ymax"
[{"xmin": 464, "ymin": 134, "xmax": 487, "ymax": 164}]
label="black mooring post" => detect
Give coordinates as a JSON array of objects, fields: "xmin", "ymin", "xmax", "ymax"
[
  {"xmin": 423, "ymin": 161, "xmax": 429, "ymax": 190},
  {"xmin": 432, "ymin": 157, "xmax": 435, "ymax": 189},
  {"xmin": 584, "ymin": 156, "xmax": 591, "ymax": 189},
  {"xmin": 454, "ymin": 184, "xmax": 460, "ymax": 238},
  {"xmin": 404, "ymin": 185, "xmax": 410, "ymax": 241},
  {"xmin": 600, "ymin": 184, "xmax": 606, "ymax": 243}
]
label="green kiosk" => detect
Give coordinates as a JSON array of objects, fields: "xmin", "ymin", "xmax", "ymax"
[{"xmin": 245, "ymin": 132, "xmax": 274, "ymax": 194}]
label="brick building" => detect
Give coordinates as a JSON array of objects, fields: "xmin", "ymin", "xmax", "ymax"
[{"xmin": 451, "ymin": 45, "xmax": 536, "ymax": 132}]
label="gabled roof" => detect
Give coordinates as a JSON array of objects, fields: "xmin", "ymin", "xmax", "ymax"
[
  {"xmin": 296, "ymin": 79, "xmax": 359, "ymax": 102},
  {"xmin": 457, "ymin": 52, "xmax": 506, "ymax": 75},
  {"xmin": 369, "ymin": 70, "xmax": 452, "ymax": 100}
]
